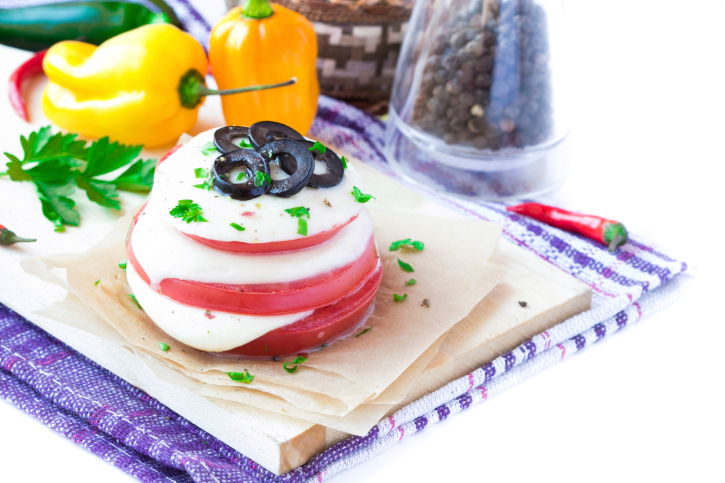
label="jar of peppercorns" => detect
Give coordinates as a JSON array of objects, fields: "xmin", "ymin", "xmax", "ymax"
[{"xmin": 385, "ymin": 0, "xmax": 571, "ymax": 199}]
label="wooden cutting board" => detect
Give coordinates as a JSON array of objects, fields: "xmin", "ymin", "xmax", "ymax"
[{"xmin": 0, "ymin": 47, "xmax": 591, "ymax": 474}]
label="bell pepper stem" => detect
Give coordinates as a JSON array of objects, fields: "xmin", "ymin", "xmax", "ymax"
[
  {"xmin": 198, "ymin": 78, "xmax": 297, "ymax": 97},
  {"xmin": 242, "ymin": 0, "xmax": 274, "ymax": 19}
]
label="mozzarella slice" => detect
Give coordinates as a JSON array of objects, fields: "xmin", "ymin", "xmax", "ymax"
[
  {"xmin": 131, "ymin": 198, "xmax": 374, "ymax": 286},
  {"xmin": 153, "ymin": 128, "xmax": 364, "ymax": 243},
  {"xmin": 127, "ymin": 264, "xmax": 313, "ymax": 352}
]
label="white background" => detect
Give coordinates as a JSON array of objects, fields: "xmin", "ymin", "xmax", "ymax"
[{"xmin": 2, "ymin": 0, "xmax": 724, "ymax": 481}]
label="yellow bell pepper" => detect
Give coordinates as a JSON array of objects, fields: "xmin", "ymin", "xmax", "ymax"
[
  {"xmin": 210, "ymin": 0, "xmax": 319, "ymax": 135},
  {"xmin": 42, "ymin": 23, "xmax": 296, "ymax": 148}
]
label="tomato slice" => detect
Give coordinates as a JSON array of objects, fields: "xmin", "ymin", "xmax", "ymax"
[
  {"xmin": 226, "ymin": 263, "xmax": 383, "ymax": 357},
  {"xmin": 127, "ymin": 207, "xmax": 380, "ymax": 315},
  {"xmin": 180, "ymin": 215, "xmax": 358, "ymax": 254}
]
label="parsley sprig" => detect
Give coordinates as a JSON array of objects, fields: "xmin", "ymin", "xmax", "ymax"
[
  {"xmin": 393, "ymin": 293, "xmax": 407, "ymax": 302},
  {"xmin": 283, "ymin": 356, "xmax": 308, "ymax": 374},
  {"xmin": 200, "ymin": 142, "xmax": 217, "ymax": 156},
  {"xmin": 170, "ymin": 200, "xmax": 208, "ymax": 223},
  {"xmin": 254, "ymin": 171, "xmax": 272, "ymax": 187},
  {"xmin": 226, "ymin": 369, "xmax": 254, "ymax": 383},
  {"xmin": 285, "ymin": 206, "xmax": 310, "ymax": 236},
  {"xmin": 390, "ymin": 238, "xmax": 425, "ymax": 251},
  {"xmin": 309, "ymin": 141, "xmax": 327, "ymax": 154},
  {"xmin": 397, "ymin": 258, "xmax": 414, "ymax": 272},
  {"xmin": 351, "ymin": 186, "xmax": 375, "ymax": 203},
  {"xmin": 2, "ymin": 126, "xmax": 155, "ymax": 231}
]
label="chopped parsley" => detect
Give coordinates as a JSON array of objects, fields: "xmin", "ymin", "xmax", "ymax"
[
  {"xmin": 405, "ymin": 278, "xmax": 417, "ymax": 287},
  {"xmin": 226, "ymin": 369, "xmax": 254, "ymax": 383},
  {"xmin": 128, "ymin": 294, "xmax": 142, "ymax": 310},
  {"xmin": 169, "ymin": 199, "xmax": 208, "ymax": 223},
  {"xmin": 351, "ymin": 186, "xmax": 375, "ymax": 203},
  {"xmin": 230, "ymin": 222, "xmax": 245, "ymax": 231},
  {"xmin": 94, "ymin": 279, "xmax": 101, "ymax": 286},
  {"xmin": 309, "ymin": 141, "xmax": 327, "ymax": 154},
  {"xmin": 237, "ymin": 171, "xmax": 246, "ymax": 181},
  {"xmin": 200, "ymin": 142, "xmax": 217, "ymax": 156},
  {"xmin": 389, "ymin": 239, "xmax": 425, "ymax": 251},
  {"xmin": 194, "ymin": 167, "xmax": 209, "ymax": 178},
  {"xmin": 238, "ymin": 138, "xmax": 253, "ymax": 149},
  {"xmin": 285, "ymin": 206, "xmax": 310, "ymax": 236},
  {"xmin": 355, "ymin": 326, "xmax": 373, "ymax": 337},
  {"xmin": 397, "ymin": 258, "xmax": 414, "ymax": 273},
  {"xmin": 192, "ymin": 179, "xmax": 212, "ymax": 191},
  {"xmin": 340, "ymin": 156, "xmax": 348, "ymax": 169},
  {"xmin": 159, "ymin": 342, "xmax": 170, "ymax": 352},
  {"xmin": 2, "ymin": 126, "xmax": 155, "ymax": 230},
  {"xmin": 254, "ymin": 170, "xmax": 272, "ymax": 187},
  {"xmin": 283, "ymin": 356, "xmax": 308, "ymax": 374},
  {"xmin": 119, "ymin": 259, "xmax": 127, "ymax": 270},
  {"xmin": 320, "ymin": 343, "xmax": 328, "ymax": 349},
  {"xmin": 393, "ymin": 293, "xmax": 407, "ymax": 302}
]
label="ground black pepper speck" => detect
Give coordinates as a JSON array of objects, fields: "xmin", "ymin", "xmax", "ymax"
[{"xmin": 412, "ymin": 0, "xmax": 553, "ymax": 151}]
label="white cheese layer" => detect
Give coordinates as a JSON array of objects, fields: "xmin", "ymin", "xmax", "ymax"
[
  {"xmin": 127, "ymin": 264, "xmax": 313, "ymax": 352},
  {"xmin": 153, "ymin": 128, "xmax": 364, "ymax": 243},
  {"xmin": 132, "ymin": 198, "xmax": 374, "ymax": 286}
]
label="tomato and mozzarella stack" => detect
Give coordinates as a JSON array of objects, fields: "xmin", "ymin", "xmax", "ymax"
[{"xmin": 125, "ymin": 128, "xmax": 382, "ymax": 356}]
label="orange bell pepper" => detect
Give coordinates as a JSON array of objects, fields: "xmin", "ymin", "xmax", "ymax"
[{"xmin": 210, "ymin": 0, "xmax": 319, "ymax": 135}]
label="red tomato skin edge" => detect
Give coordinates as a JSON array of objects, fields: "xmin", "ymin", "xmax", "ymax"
[
  {"xmin": 156, "ymin": 144, "xmax": 183, "ymax": 167},
  {"xmin": 225, "ymin": 263, "xmax": 383, "ymax": 357},
  {"xmin": 127, "ymin": 206, "xmax": 380, "ymax": 315},
  {"xmin": 180, "ymin": 215, "xmax": 358, "ymax": 254}
]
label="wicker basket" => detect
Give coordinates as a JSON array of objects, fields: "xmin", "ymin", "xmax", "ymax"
[{"xmin": 226, "ymin": 0, "xmax": 414, "ymax": 114}]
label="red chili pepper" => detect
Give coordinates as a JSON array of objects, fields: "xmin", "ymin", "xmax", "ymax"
[
  {"xmin": 0, "ymin": 224, "xmax": 36, "ymax": 246},
  {"xmin": 8, "ymin": 49, "xmax": 47, "ymax": 122},
  {"xmin": 506, "ymin": 202, "xmax": 628, "ymax": 252}
]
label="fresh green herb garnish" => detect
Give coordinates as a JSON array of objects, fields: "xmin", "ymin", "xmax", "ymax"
[
  {"xmin": 254, "ymin": 170, "xmax": 272, "ymax": 187},
  {"xmin": 393, "ymin": 293, "xmax": 407, "ymax": 302},
  {"xmin": 226, "ymin": 369, "xmax": 254, "ymax": 383},
  {"xmin": 320, "ymin": 343, "xmax": 328, "ymax": 349},
  {"xmin": 405, "ymin": 278, "xmax": 417, "ymax": 287},
  {"xmin": 128, "ymin": 294, "xmax": 142, "ymax": 310},
  {"xmin": 2, "ymin": 126, "xmax": 155, "ymax": 230},
  {"xmin": 119, "ymin": 259, "xmax": 127, "ymax": 270},
  {"xmin": 340, "ymin": 156, "xmax": 348, "ymax": 169},
  {"xmin": 389, "ymin": 239, "xmax": 425, "ymax": 251},
  {"xmin": 283, "ymin": 356, "xmax": 308, "ymax": 374},
  {"xmin": 159, "ymin": 342, "xmax": 170, "ymax": 352},
  {"xmin": 309, "ymin": 141, "xmax": 327, "ymax": 154},
  {"xmin": 200, "ymin": 142, "xmax": 217, "ymax": 156},
  {"xmin": 95, "ymin": 279, "xmax": 101, "ymax": 286},
  {"xmin": 170, "ymin": 199, "xmax": 208, "ymax": 223},
  {"xmin": 351, "ymin": 186, "xmax": 375, "ymax": 203},
  {"xmin": 238, "ymin": 139, "xmax": 253, "ymax": 149},
  {"xmin": 237, "ymin": 171, "xmax": 246, "ymax": 181},
  {"xmin": 230, "ymin": 222, "xmax": 245, "ymax": 231},
  {"xmin": 285, "ymin": 206, "xmax": 310, "ymax": 236},
  {"xmin": 397, "ymin": 258, "xmax": 414, "ymax": 273},
  {"xmin": 192, "ymin": 179, "xmax": 212, "ymax": 191},
  {"xmin": 194, "ymin": 167, "xmax": 209, "ymax": 178},
  {"xmin": 355, "ymin": 326, "xmax": 373, "ymax": 337}
]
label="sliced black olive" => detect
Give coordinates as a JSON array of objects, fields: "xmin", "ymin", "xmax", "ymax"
[
  {"xmin": 212, "ymin": 150, "xmax": 270, "ymax": 200},
  {"xmin": 214, "ymin": 126, "xmax": 253, "ymax": 154},
  {"xmin": 259, "ymin": 139, "xmax": 314, "ymax": 198},
  {"xmin": 249, "ymin": 121, "xmax": 305, "ymax": 150},
  {"xmin": 279, "ymin": 140, "xmax": 345, "ymax": 188}
]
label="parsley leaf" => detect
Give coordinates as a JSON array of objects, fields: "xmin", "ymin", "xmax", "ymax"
[
  {"xmin": 393, "ymin": 293, "xmax": 407, "ymax": 302},
  {"xmin": 355, "ymin": 326, "xmax": 373, "ymax": 337},
  {"xmin": 194, "ymin": 167, "xmax": 209, "ymax": 178},
  {"xmin": 309, "ymin": 141, "xmax": 327, "ymax": 154},
  {"xmin": 95, "ymin": 279, "xmax": 101, "ymax": 286},
  {"xmin": 297, "ymin": 217, "xmax": 308, "ymax": 236},
  {"xmin": 200, "ymin": 142, "xmax": 217, "ymax": 156},
  {"xmin": 128, "ymin": 294, "xmax": 142, "ymax": 310},
  {"xmin": 111, "ymin": 159, "xmax": 155, "ymax": 192},
  {"xmin": 351, "ymin": 186, "xmax": 375, "ymax": 203},
  {"xmin": 283, "ymin": 356, "xmax": 307, "ymax": 374},
  {"xmin": 238, "ymin": 138, "xmax": 253, "ymax": 149},
  {"xmin": 170, "ymin": 200, "xmax": 208, "ymax": 223},
  {"xmin": 83, "ymin": 137, "xmax": 142, "ymax": 178},
  {"xmin": 237, "ymin": 171, "xmax": 246, "ymax": 181},
  {"xmin": 390, "ymin": 238, "xmax": 425, "ymax": 251},
  {"xmin": 192, "ymin": 179, "xmax": 212, "ymax": 191},
  {"xmin": 340, "ymin": 156, "xmax": 348, "ymax": 169},
  {"xmin": 397, "ymin": 258, "xmax": 414, "ymax": 272},
  {"xmin": 119, "ymin": 259, "xmax": 127, "ymax": 270},
  {"xmin": 254, "ymin": 170, "xmax": 272, "ymax": 187},
  {"xmin": 159, "ymin": 342, "xmax": 170, "ymax": 352},
  {"xmin": 226, "ymin": 369, "xmax": 254, "ymax": 383},
  {"xmin": 285, "ymin": 206, "xmax": 310, "ymax": 236},
  {"xmin": 230, "ymin": 222, "xmax": 245, "ymax": 231},
  {"xmin": 405, "ymin": 278, "xmax": 417, "ymax": 286},
  {"xmin": 18, "ymin": 126, "xmax": 86, "ymax": 165}
]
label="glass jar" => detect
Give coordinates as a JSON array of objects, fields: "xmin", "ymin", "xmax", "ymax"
[{"xmin": 385, "ymin": 0, "xmax": 571, "ymax": 200}]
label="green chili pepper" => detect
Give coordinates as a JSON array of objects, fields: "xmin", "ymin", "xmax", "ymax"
[{"xmin": 0, "ymin": 1, "xmax": 180, "ymax": 52}]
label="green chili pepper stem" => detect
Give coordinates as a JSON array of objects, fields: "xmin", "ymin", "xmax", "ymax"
[
  {"xmin": 178, "ymin": 69, "xmax": 296, "ymax": 109},
  {"xmin": 603, "ymin": 222, "xmax": 628, "ymax": 252},
  {"xmin": 242, "ymin": 0, "xmax": 274, "ymax": 19}
]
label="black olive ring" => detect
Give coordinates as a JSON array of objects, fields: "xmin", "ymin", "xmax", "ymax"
[
  {"xmin": 212, "ymin": 150, "xmax": 270, "ymax": 201},
  {"xmin": 258, "ymin": 139, "xmax": 314, "ymax": 198},
  {"xmin": 249, "ymin": 121, "xmax": 305, "ymax": 150},
  {"xmin": 279, "ymin": 139, "xmax": 345, "ymax": 188},
  {"xmin": 214, "ymin": 126, "xmax": 252, "ymax": 154}
]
